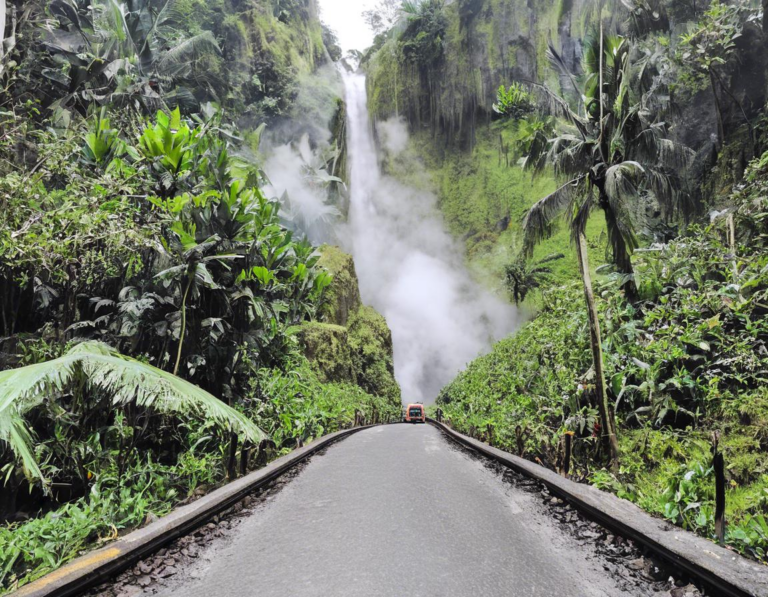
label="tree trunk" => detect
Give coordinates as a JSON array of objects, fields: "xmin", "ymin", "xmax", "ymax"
[
  {"xmin": 763, "ymin": 0, "xmax": 768, "ymax": 33},
  {"xmin": 602, "ymin": 200, "xmax": 639, "ymax": 302},
  {"xmin": 173, "ymin": 274, "xmax": 193, "ymax": 376},
  {"xmin": 576, "ymin": 232, "xmax": 619, "ymax": 470},
  {"xmin": 709, "ymin": 69, "xmax": 725, "ymax": 148}
]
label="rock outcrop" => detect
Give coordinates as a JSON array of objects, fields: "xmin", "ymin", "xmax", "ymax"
[{"xmin": 298, "ymin": 246, "xmax": 401, "ymax": 403}]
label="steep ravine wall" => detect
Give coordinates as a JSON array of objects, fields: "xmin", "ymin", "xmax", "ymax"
[
  {"xmin": 298, "ymin": 246, "xmax": 402, "ymax": 405},
  {"xmin": 367, "ymin": 0, "xmax": 766, "ymax": 166},
  {"xmin": 367, "ymin": 0, "xmax": 600, "ymax": 148},
  {"xmin": 365, "ymin": 0, "xmax": 768, "ymax": 286}
]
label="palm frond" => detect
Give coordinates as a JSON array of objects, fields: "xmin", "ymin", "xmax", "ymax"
[
  {"xmin": 604, "ymin": 161, "xmax": 643, "ymax": 252},
  {"xmin": 156, "ymin": 31, "xmax": 221, "ymax": 74},
  {"xmin": 0, "ymin": 342, "xmax": 265, "ymax": 482},
  {"xmin": 535, "ymin": 253, "xmax": 566, "ymax": 266},
  {"xmin": 549, "ymin": 134, "xmax": 596, "ymax": 178},
  {"xmin": 646, "ymin": 165, "xmax": 688, "ymax": 220},
  {"xmin": 0, "ymin": 351, "xmax": 82, "ymax": 480},
  {"xmin": 571, "ymin": 188, "xmax": 595, "ymax": 241},
  {"xmin": 655, "ymin": 138, "xmax": 695, "ymax": 171},
  {"xmin": 546, "ymin": 44, "xmax": 582, "ymax": 104},
  {"xmin": 401, "ymin": 0, "xmax": 424, "ymax": 16},
  {"xmin": 605, "ymin": 161, "xmax": 644, "ymax": 206},
  {"xmin": 523, "ymin": 175, "xmax": 587, "ymax": 257},
  {"xmin": 527, "ymin": 82, "xmax": 589, "ymax": 140}
]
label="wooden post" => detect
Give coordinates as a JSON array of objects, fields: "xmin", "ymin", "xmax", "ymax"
[
  {"xmin": 239, "ymin": 443, "xmax": 250, "ymax": 477},
  {"xmin": 727, "ymin": 212, "xmax": 740, "ymax": 283},
  {"xmin": 713, "ymin": 432, "xmax": 726, "ymax": 544},
  {"xmin": 515, "ymin": 425, "xmax": 531, "ymax": 457},
  {"xmin": 226, "ymin": 433, "xmax": 239, "ymax": 480},
  {"xmin": 562, "ymin": 432, "xmax": 574, "ymax": 478}
]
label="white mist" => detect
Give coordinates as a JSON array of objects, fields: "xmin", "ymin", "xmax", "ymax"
[{"xmin": 343, "ymin": 73, "xmax": 519, "ymax": 403}]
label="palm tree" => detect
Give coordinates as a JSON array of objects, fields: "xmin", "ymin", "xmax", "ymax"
[
  {"xmin": 521, "ymin": 31, "xmax": 692, "ymax": 468},
  {"xmin": 527, "ymin": 34, "xmax": 692, "ymax": 296},
  {"xmin": 0, "ymin": 341, "xmax": 265, "ymax": 483},
  {"xmin": 505, "ymin": 253, "xmax": 564, "ymax": 305}
]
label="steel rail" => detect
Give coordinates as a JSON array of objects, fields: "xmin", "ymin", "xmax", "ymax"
[
  {"xmin": 429, "ymin": 419, "xmax": 768, "ymax": 597},
  {"xmin": 12, "ymin": 425, "xmax": 377, "ymax": 597}
]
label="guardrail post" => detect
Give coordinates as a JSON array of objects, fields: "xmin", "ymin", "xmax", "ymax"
[
  {"xmin": 226, "ymin": 432, "xmax": 239, "ymax": 480},
  {"xmin": 561, "ymin": 431, "xmax": 574, "ymax": 478},
  {"xmin": 240, "ymin": 442, "xmax": 251, "ymax": 477},
  {"xmin": 515, "ymin": 425, "xmax": 530, "ymax": 457},
  {"xmin": 713, "ymin": 432, "xmax": 726, "ymax": 544}
]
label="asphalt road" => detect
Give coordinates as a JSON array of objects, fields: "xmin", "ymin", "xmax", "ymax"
[{"xmin": 157, "ymin": 424, "xmax": 639, "ymax": 597}]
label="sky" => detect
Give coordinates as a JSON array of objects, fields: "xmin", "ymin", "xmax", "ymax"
[{"xmin": 318, "ymin": 0, "xmax": 377, "ymax": 53}]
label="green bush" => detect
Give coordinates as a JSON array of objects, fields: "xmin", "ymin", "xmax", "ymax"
[{"xmin": 438, "ymin": 152, "xmax": 768, "ymax": 560}]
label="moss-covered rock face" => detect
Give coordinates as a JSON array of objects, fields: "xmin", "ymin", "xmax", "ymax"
[
  {"xmin": 300, "ymin": 246, "xmax": 402, "ymax": 404},
  {"xmin": 366, "ymin": 0, "xmax": 596, "ymax": 147},
  {"xmin": 297, "ymin": 322, "xmax": 356, "ymax": 384},
  {"xmin": 207, "ymin": 0, "xmax": 330, "ymax": 121},
  {"xmin": 348, "ymin": 306, "xmax": 401, "ymax": 402},
  {"xmin": 317, "ymin": 245, "xmax": 362, "ymax": 327}
]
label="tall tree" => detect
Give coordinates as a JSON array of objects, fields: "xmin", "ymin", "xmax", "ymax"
[
  {"xmin": 521, "ymin": 32, "xmax": 692, "ymax": 468},
  {"xmin": 763, "ymin": 0, "xmax": 768, "ymax": 33}
]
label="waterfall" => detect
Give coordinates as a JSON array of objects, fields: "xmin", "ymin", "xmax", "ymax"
[{"xmin": 343, "ymin": 73, "xmax": 519, "ymax": 403}]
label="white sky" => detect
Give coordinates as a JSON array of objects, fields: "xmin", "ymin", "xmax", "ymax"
[{"xmin": 319, "ymin": 0, "xmax": 377, "ymax": 53}]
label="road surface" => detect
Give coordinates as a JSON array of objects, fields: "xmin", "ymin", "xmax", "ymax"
[{"xmin": 156, "ymin": 424, "xmax": 641, "ymax": 597}]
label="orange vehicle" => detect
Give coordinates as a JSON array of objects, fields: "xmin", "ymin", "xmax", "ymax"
[{"xmin": 404, "ymin": 403, "xmax": 426, "ymax": 424}]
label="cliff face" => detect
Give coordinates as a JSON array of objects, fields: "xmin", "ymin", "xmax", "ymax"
[
  {"xmin": 367, "ymin": 0, "xmax": 597, "ymax": 148},
  {"xmin": 364, "ymin": 0, "xmax": 768, "ymax": 284},
  {"xmin": 298, "ymin": 246, "xmax": 402, "ymax": 404},
  {"xmin": 367, "ymin": 0, "xmax": 766, "ymax": 156}
]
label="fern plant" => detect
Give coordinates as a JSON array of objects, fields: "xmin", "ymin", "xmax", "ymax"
[
  {"xmin": 492, "ymin": 82, "xmax": 536, "ymax": 120},
  {"xmin": 0, "ymin": 341, "xmax": 265, "ymax": 483}
]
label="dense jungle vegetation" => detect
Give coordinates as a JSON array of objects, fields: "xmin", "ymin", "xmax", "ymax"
[
  {"xmin": 363, "ymin": 0, "xmax": 768, "ymax": 562},
  {"xmin": 0, "ymin": 0, "xmax": 398, "ymax": 592},
  {"xmin": 4, "ymin": 0, "xmax": 768, "ymax": 589}
]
